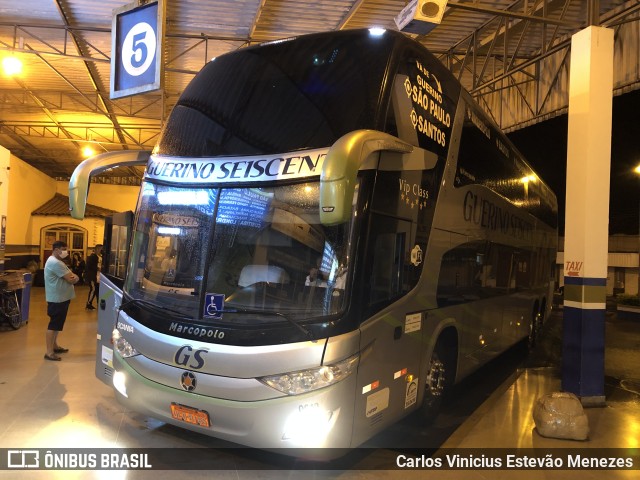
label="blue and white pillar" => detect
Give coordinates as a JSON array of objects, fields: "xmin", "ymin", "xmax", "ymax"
[{"xmin": 562, "ymin": 26, "xmax": 614, "ymax": 405}]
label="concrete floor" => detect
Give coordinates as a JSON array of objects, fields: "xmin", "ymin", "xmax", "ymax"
[{"xmin": 0, "ymin": 285, "xmax": 639, "ymax": 479}]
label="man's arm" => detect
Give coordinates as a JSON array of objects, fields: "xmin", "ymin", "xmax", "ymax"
[{"xmin": 62, "ymin": 270, "xmax": 79, "ymax": 284}]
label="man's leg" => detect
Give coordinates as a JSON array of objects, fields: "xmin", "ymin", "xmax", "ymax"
[
  {"xmin": 86, "ymin": 280, "xmax": 96, "ymax": 308},
  {"xmin": 45, "ymin": 301, "xmax": 68, "ymax": 359},
  {"xmin": 45, "ymin": 329, "xmax": 56, "ymax": 357}
]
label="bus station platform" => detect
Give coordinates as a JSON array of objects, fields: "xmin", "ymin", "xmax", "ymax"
[{"xmin": 0, "ymin": 285, "xmax": 638, "ymax": 479}]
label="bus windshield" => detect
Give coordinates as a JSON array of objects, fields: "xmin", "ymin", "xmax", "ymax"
[{"xmin": 124, "ymin": 180, "xmax": 355, "ymax": 324}]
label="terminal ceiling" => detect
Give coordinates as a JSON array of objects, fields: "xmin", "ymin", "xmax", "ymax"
[{"xmin": 0, "ymin": 0, "xmax": 639, "ymax": 183}]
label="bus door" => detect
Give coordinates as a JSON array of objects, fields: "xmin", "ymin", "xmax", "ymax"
[
  {"xmin": 354, "ymin": 213, "xmax": 424, "ymax": 439},
  {"xmin": 95, "ymin": 211, "xmax": 133, "ymax": 385}
]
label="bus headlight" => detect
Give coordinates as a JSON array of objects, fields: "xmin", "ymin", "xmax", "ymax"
[
  {"xmin": 258, "ymin": 353, "xmax": 358, "ymax": 395},
  {"xmin": 112, "ymin": 329, "xmax": 139, "ymax": 358}
]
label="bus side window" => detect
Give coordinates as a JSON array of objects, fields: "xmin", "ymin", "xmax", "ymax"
[
  {"xmin": 436, "ymin": 240, "xmax": 487, "ymax": 306},
  {"xmin": 436, "ymin": 241, "xmax": 538, "ymax": 306}
]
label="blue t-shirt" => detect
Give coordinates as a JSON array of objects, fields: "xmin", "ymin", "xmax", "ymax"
[{"xmin": 44, "ymin": 256, "xmax": 76, "ymax": 303}]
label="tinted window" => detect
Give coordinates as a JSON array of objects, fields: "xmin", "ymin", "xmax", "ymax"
[
  {"xmin": 437, "ymin": 241, "xmax": 535, "ymax": 307},
  {"xmin": 455, "ymin": 102, "xmax": 557, "ymax": 228},
  {"xmin": 157, "ymin": 31, "xmax": 396, "ymax": 157}
]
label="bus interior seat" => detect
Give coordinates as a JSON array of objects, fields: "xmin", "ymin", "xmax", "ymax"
[{"xmin": 238, "ymin": 265, "xmax": 290, "ymax": 287}]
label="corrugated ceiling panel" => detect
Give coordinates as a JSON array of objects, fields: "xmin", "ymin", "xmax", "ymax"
[
  {"xmin": 253, "ymin": 0, "xmax": 356, "ymax": 39},
  {"xmin": 166, "ymin": 0, "xmax": 260, "ymax": 37},
  {"xmin": 0, "ymin": 0, "xmax": 61, "ymax": 24},
  {"xmin": 61, "ymin": 0, "xmax": 127, "ymax": 27}
]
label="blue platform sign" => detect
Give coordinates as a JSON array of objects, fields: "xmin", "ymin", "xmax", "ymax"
[{"xmin": 111, "ymin": 1, "xmax": 164, "ymax": 99}]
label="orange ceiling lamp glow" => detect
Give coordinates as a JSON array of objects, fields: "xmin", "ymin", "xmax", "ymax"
[
  {"xmin": 82, "ymin": 146, "xmax": 97, "ymax": 158},
  {"xmin": 2, "ymin": 56, "xmax": 22, "ymax": 76}
]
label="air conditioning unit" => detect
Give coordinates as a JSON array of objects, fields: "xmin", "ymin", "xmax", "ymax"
[{"xmin": 395, "ymin": 0, "xmax": 448, "ymax": 35}]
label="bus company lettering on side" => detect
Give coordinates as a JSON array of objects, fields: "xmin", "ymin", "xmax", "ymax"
[
  {"xmin": 145, "ymin": 150, "xmax": 328, "ymax": 184},
  {"xmin": 463, "ymin": 190, "xmax": 533, "ymax": 240}
]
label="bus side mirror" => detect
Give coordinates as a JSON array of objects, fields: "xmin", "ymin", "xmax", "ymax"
[
  {"xmin": 69, "ymin": 150, "xmax": 151, "ymax": 219},
  {"xmin": 319, "ymin": 130, "xmax": 413, "ymax": 225}
]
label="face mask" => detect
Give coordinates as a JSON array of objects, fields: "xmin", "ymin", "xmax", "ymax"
[{"xmin": 59, "ymin": 250, "xmax": 69, "ymax": 259}]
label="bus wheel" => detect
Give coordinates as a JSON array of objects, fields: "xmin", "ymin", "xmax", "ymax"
[
  {"xmin": 528, "ymin": 312, "xmax": 542, "ymax": 351},
  {"xmin": 421, "ymin": 342, "xmax": 448, "ymax": 421}
]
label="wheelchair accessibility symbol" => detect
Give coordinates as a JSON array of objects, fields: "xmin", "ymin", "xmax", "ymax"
[{"xmin": 203, "ymin": 293, "xmax": 225, "ymax": 319}]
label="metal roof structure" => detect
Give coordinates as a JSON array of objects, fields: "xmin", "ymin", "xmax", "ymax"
[{"xmin": 0, "ymin": 0, "xmax": 639, "ymax": 183}]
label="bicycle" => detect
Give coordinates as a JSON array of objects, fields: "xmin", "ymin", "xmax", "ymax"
[{"xmin": 0, "ymin": 279, "xmax": 21, "ymax": 330}]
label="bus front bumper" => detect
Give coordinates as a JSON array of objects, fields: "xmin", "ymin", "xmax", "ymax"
[{"xmin": 111, "ymin": 354, "xmax": 356, "ymax": 453}]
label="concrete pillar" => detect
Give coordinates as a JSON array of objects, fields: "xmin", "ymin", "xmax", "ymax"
[{"xmin": 562, "ymin": 26, "xmax": 614, "ymax": 405}]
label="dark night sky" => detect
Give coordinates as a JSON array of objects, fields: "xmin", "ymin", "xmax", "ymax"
[{"xmin": 507, "ymin": 88, "xmax": 640, "ymax": 235}]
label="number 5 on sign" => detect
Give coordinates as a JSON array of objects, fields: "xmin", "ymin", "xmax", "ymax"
[
  {"xmin": 111, "ymin": 1, "xmax": 165, "ymax": 99},
  {"xmin": 122, "ymin": 25, "xmax": 156, "ymax": 76}
]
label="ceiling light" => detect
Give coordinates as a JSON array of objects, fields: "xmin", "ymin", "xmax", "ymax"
[
  {"xmin": 82, "ymin": 146, "xmax": 96, "ymax": 158},
  {"xmin": 2, "ymin": 56, "xmax": 22, "ymax": 76}
]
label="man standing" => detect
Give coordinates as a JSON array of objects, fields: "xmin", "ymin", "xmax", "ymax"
[
  {"xmin": 85, "ymin": 244, "xmax": 102, "ymax": 310},
  {"xmin": 44, "ymin": 240, "xmax": 79, "ymax": 361}
]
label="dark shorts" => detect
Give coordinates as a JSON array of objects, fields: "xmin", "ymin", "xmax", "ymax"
[{"xmin": 47, "ymin": 300, "xmax": 71, "ymax": 331}]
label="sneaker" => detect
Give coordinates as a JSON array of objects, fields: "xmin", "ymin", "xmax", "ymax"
[{"xmin": 86, "ymin": 304, "xmax": 96, "ymax": 310}]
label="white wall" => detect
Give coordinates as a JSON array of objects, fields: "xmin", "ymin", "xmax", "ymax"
[
  {"xmin": 7, "ymin": 153, "xmax": 58, "ymax": 246},
  {"xmin": 0, "ymin": 146, "xmax": 10, "ymax": 269}
]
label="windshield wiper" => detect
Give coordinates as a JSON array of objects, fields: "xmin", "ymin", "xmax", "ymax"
[
  {"xmin": 119, "ymin": 297, "xmax": 194, "ymax": 321},
  {"xmin": 217, "ymin": 307, "xmax": 314, "ymax": 340}
]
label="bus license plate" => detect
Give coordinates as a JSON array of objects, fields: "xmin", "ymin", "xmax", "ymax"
[{"xmin": 170, "ymin": 403, "xmax": 211, "ymax": 427}]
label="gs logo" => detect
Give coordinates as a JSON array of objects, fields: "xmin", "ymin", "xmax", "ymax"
[{"xmin": 174, "ymin": 345, "xmax": 208, "ymax": 370}]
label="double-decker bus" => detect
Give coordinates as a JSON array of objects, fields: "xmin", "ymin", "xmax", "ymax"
[{"xmin": 70, "ymin": 28, "xmax": 557, "ymax": 452}]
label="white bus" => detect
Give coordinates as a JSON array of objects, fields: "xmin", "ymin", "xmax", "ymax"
[{"xmin": 70, "ymin": 29, "xmax": 557, "ymax": 453}]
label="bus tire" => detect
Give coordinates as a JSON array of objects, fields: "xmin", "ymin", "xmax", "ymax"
[
  {"xmin": 421, "ymin": 340, "xmax": 449, "ymax": 422},
  {"xmin": 528, "ymin": 311, "xmax": 542, "ymax": 351}
]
